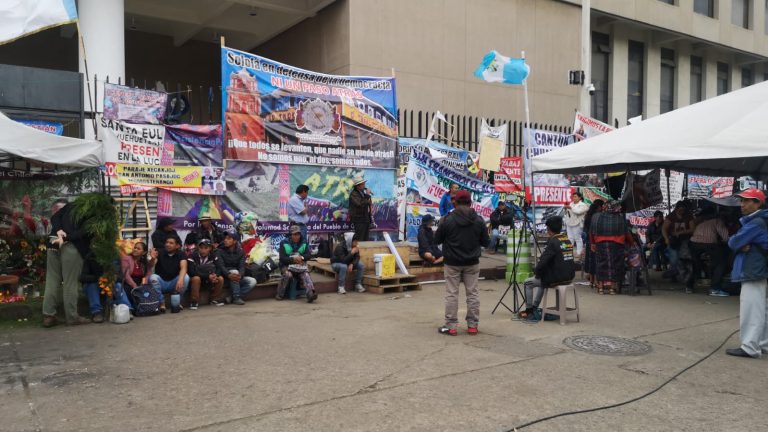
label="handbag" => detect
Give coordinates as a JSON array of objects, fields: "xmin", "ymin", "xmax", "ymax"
[{"xmin": 130, "ymin": 284, "xmax": 162, "ymax": 316}]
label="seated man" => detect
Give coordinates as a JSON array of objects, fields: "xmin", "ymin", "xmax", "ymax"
[
  {"xmin": 218, "ymin": 231, "xmax": 257, "ymax": 305},
  {"xmin": 276, "ymin": 225, "xmax": 317, "ymax": 303},
  {"xmin": 488, "ymin": 201, "xmax": 513, "ymax": 254},
  {"xmin": 331, "ymin": 237, "xmax": 365, "ymax": 294},
  {"xmin": 417, "ymin": 214, "xmax": 443, "ymax": 265},
  {"xmin": 519, "ymin": 216, "xmax": 575, "ymax": 320},
  {"xmin": 186, "ymin": 238, "xmax": 225, "ymax": 310},
  {"xmin": 149, "ymin": 235, "xmax": 190, "ymax": 313}
]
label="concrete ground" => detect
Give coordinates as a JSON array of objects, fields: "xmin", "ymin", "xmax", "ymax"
[{"xmin": 0, "ymin": 274, "xmax": 765, "ymax": 432}]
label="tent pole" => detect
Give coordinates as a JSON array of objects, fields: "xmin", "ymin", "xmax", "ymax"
[{"xmin": 665, "ymin": 168, "xmax": 671, "ymax": 213}]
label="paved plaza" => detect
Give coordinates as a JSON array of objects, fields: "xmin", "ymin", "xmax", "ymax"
[{"xmin": 1, "ymin": 275, "xmax": 765, "ymax": 432}]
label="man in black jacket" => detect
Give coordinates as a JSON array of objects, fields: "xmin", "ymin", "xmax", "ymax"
[
  {"xmin": 348, "ymin": 175, "xmax": 372, "ymax": 241},
  {"xmin": 417, "ymin": 214, "xmax": 443, "ymax": 265},
  {"xmin": 519, "ymin": 216, "xmax": 575, "ymax": 320},
  {"xmin": 217, "ymin": 231, "xmax": 257, "ymax": 305},
  {"xmin": 331, "ymin": 238, "xmax": 365, "ymax": 294},
  {"xmin": 151, "ymin": 217, "xmax": 179, "ymax": 252},
  {"xmin": 184, "ymin": 213, "xmax": 225, "ymax": 250},
  {"xmin": 488, "ymin": 201, "xmax": 513, "ymax": 254},
  {"xmin": 42, "ymin": 203, "xmax": 92, "ymax": 327},
  {"xmin": 434, "ymin": 190, "xmax": 490, "ymax": 336},
  {"xmin": 187, "ymin": 239, "xmax": 226, "ymax": 309}
]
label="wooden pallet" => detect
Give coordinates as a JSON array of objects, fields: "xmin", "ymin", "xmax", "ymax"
[
  {"xmin": 308, "ymin": 261, "xmax": 337, "ymax": 278},
  {"xmin": 362, "ymin": 273, "xmax": 421, "ymax": 294}
]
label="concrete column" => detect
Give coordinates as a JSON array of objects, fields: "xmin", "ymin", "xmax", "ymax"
[
  {"xmin": 704, "ymin": 56, "xmax": 718, "ymax": 99},
  {"xmin": 675, "ymin": 46, "xmax": 691, "ymax": 109},
  {"xmin": 78, "ymin": 0, "xmax": 125, "ymax": 139},
  {"xmin": 731, "ymin": 60, "xmax": 741, "ymax": 91},
  {"xmin": 644, "ymin": 43, "xmax": 661, "ymax": 118},
  {"xmin": 609, "ymin": 29, "xmax": 628, "ymax": 127}
]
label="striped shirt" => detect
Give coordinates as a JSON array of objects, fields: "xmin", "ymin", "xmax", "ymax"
[{"xmin": 690, "ymin": 219, "xmax": 729, "ymax": 244}]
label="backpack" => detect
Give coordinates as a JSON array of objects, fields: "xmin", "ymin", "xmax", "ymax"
[
  {"xmin": 246, "ymin": 257, "xmax": 277, "ymax": 283},
  {"xmin": 131, "ymin": 285, "xmax": 162, "ymax": 316}
]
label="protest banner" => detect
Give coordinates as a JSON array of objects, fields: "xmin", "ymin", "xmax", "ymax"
[
  {"xmin": 165, "ymin": 124, "xmax": 223, "ymax": 166},
  {"xmin": 116, "ymin": 164, "xmax": 225, "ymax": 196},
  {"xmin": 478, "ymin": 119, "xmax": 508, "ymax": 171},
  {"xmin": 103, "ymin": 83, "xmax": 167, "ymax": 124},
  {"xmin": 687, "ymin": 174, "xmax": 734, "ymax": 199},
  {"xmin": 200, "ymin": 161, "xmax": 398, "ymax": 234},
  {"xmin": 404, "ymin": 205, "xmax": 440, "ymax": 242},
  {"xmin": 494, "ymin": 157, "xmax": 523, "ymax": 193},
  {"xmin": 100, "ymin": 117, "xmax": 170, "ymax": 177},
  {"xmin": 221, "ymin": 46, "xmax": 398, "ymax": 169},
  {"xmin": 573, "ymin": 112, "xmax": 614, "ymax": 141},
  {"xmin": 399, "ymin": 138, "xmax": 480, "ymax": 176},
  {"xmin": 621, "ymin": 169, "xmax": 663, "ymax": 213},
  {"xmin": 405, "ymin": 147, "xmax": 497, "ymax": 220},
  {"xmin": 626, "ymin": 170, "xmax": 684, "ymax": 241},
  {"xmin": 523, "ymin": 127, "xmax": 575, "ymax": 205},
  {"xmin": 15, "ymin": 120, "xmax": 63, "ymax": 135}
]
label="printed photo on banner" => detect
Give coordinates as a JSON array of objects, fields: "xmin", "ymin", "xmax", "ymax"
[
  {"xmin": 573, "ymin": 111, "xmax": 614, "ymax": 141},
  {"xmin": 116, "ymin": 164, "xmax": 225, "ymax": 196},
  {"xmin": 220, "ymin": 161, "xmax": 397, "ymax": 234},
  {"xmin": 221, "ymin": 46, "xmax": 398, "ymax": 169},
  {"xmin": 165, "ymin": 124, "xmax": 223, "ymax": 166},
  {"xmin": 103, "ymin": 83, "xmax": 167, "ymax": 124},
  {"xmin": 621, "ymin": 169, "xmax": 663, "ymax": 213},
  {"xmin": 100, "ymin": 116, "xmax": 170, "ymax": 177}
]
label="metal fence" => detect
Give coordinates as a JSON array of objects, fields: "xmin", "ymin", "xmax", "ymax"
[{"xmin": 397, "ymin": 109, "xmax": 572, "ymax": 156}]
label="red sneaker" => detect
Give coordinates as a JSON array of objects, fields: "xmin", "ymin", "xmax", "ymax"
[
  {"xmin": 438, "ymin": 326, "xmax": 457, "ymax": 336},
  {"xmin": 467, "ymin": 327, "xmax": 478, "ymax": 335}
]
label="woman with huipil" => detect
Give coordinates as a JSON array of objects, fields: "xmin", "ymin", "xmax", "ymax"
[{"xmin": 589, "ymin": 201, "xmax": 633, "ymax": 295}]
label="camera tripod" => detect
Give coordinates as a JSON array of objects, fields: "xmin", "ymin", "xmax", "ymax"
[{"xmin": 491, "ymin": 203, "xmax": 540, "ymax": 316}]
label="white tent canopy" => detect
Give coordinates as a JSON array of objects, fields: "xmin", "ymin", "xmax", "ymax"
[
  {"xmin": 531, "ymin": 81, "xmax": 768, "ymax": 179},
  {"xmin": 0, "ymin": 111, "xmax": 103, "ymax": 168}
]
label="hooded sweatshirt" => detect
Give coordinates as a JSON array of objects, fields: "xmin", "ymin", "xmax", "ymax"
[
  {"xmin": 728, "ymin": 209, "xmax": 768, "ymax": 282},
  {"xmin": 434, "ymin": 206, "xmax": 490, "ymax": 266}
]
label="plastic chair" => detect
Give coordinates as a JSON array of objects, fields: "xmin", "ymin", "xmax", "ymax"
[{"xmin": 539, "ymin": 284, "xmax": 580, "ymax": 325}]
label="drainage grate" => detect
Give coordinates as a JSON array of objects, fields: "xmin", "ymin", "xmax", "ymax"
[{"xmin": 563, "ymin": 335, "xmax": 652, "ymax": 356}]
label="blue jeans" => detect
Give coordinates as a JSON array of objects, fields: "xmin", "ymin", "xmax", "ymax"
[
  {"xmin": 666, "ymin": 247, "xmax": 679, "ymax": 273},
  {"xmin": 83, "ymin": 281, "xmax": 132, "ymax": 315},
  {"xmin": 149, "ymin": 274, "xmax": 190, "ymax": 304},
  {"xmin": 649, "ymin": 242, "xmax": 666, "ymax": 269},
  {"xmin": 332, "ymin": 262, "xmax": 365, "ymax": 287},
  {"xmin": 225, "ymin": 270, "xmax": 257, "ymax": 298}
]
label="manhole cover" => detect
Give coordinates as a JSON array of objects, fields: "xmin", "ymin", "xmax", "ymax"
[{"xmin": 563, "ymin": 335, "xmax": 652, "ymax": 356}]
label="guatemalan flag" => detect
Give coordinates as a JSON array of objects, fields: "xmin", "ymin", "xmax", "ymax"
[
  {"xmin": 0, "ymin": 0, "xmax": 78, "ymax": 45},
  {"xmin": 473, "ymin": 50, "xmax": 530, "ymax": 85}
]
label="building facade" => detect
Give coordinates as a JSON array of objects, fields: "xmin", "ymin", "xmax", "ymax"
[{"xmin": 1, "ymin": 0, "xmax": 767, "ymax": 133}]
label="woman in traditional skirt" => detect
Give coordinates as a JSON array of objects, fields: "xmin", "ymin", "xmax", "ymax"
[
  {"xmin": 589, "ymin": 201, "xmax": 632, "ymax": 294},
  {"xmin": 582, "ymin": 199, "xmax": 605, "ymax": 287}
]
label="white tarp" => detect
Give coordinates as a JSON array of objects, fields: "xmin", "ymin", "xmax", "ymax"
[
  {"xmin": 0, "ymin": 112, "xmax": 103, "ymax": 167},
  {"xmin": 531, "ymin": 81, "xmax": 768, "ymax": 179},
  {"xmin": 0, "ymin": 0, "xmax": 78, "ymax": 45}
]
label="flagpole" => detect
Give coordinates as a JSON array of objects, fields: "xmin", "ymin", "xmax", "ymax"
[
  {"xmin": 76, "ymin": 22, "xmax": 97, "ymax": 138},
  {"xmin": 521, "ymin": 50, "xmax": 537, "ymax": 265}
]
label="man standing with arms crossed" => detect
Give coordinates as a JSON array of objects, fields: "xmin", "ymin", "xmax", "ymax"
[
  {"xmin": 288, "ymin": 184, "xmax": 310, "ymax": 241},
  {"xmin": 726, "ymin": 189, "xmax": 768, "ymax": 358},
  {"xmin": 435, "ymin": 190, "xmax": 490, "ymax": 336}
]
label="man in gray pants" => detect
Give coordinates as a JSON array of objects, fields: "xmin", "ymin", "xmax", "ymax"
[{"xmin": 434, "ymin": 190, "xmax": 490, "ymax": 336}]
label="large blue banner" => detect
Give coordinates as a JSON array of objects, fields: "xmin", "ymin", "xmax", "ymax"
[{"xmin": 221, "ymin": 46, "xmax": 398, "ymax": 169}]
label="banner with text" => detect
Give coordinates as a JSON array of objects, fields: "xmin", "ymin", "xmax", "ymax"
[
  {"xmin": 100, "ymin": 117, "xmax": 170, "ymax": 177},
  {"xmin": 221, "ymin": 46, "xmax": 398, "ymax": 169},
  {"xmin": 494, "ymin": 157, "xmax": 523, "ymax": 193},
  {"xmin": 116, "ymin": 164, "xmax": 225, "ymax": 196},
  {"xmin": 523, "ymin": 127, "xmax": 575, "ymax": 205},
  {"xmin": 103, "ymin": 83, "xmax": 167, "ymax": 124},
  {"xmin": 687, "ymin": 174, "xmax": 735, "ymax": 199}
]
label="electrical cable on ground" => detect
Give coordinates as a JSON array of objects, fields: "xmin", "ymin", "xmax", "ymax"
[{"xmin": 505, "ymin": 329, "xmax": 739, "ymax": 431}]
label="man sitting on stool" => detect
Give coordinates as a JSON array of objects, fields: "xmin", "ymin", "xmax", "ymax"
[
  {"xmin": 276, "ymin": 225, "xmax": 317, "ymax": 303},
  {"xmin": 519, "ymin": 216, "xmax": 575, "ymax": 320},
  {"xmin": 417, "ymin": 214, "xmax": 443, "ymax": 265}
]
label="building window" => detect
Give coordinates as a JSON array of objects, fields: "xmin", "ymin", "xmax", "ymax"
[
  {"xmin": 742, "ymin": 67, "xmax": 753, "ymax": 87},
  {"xmin": 717, "ymin": 62, "xmax": 730, "ymax": 95},
  {"xmin": 765, "ymin": 0, "xmax": 768, "ymax": 34},
  {"xmin": 591, "ymin": 32, "xmax": 610, "ymax": 123},
  {"xmin": 732, "ymin": 0, "xmax": 750, "ymax": 28},
  {"xmin": 660, "ymin": 49, "xmax": 675, "ymax": 114},
  {"xmin": 694, "ymin": 0, "xmax": 715, "ymax": 17},
  {"xmin": 627, "ymin": 41, "xmax": 644, "ymax": 119},
  {"xmin": 690, "ymin": 56, "xmax": 704, "ymax": 104},
  {"xmin": 658, "ymin": 0, "xmax": 675, "ymax": 4}
]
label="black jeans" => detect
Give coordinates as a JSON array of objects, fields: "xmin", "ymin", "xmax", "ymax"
[
  {"xmin": 352, "ymin": 221, "xmax": 370, "ymax": 241},
  {"xmin": 688, "ymin": 242, "xmax": 726, "ymax": 290}
]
